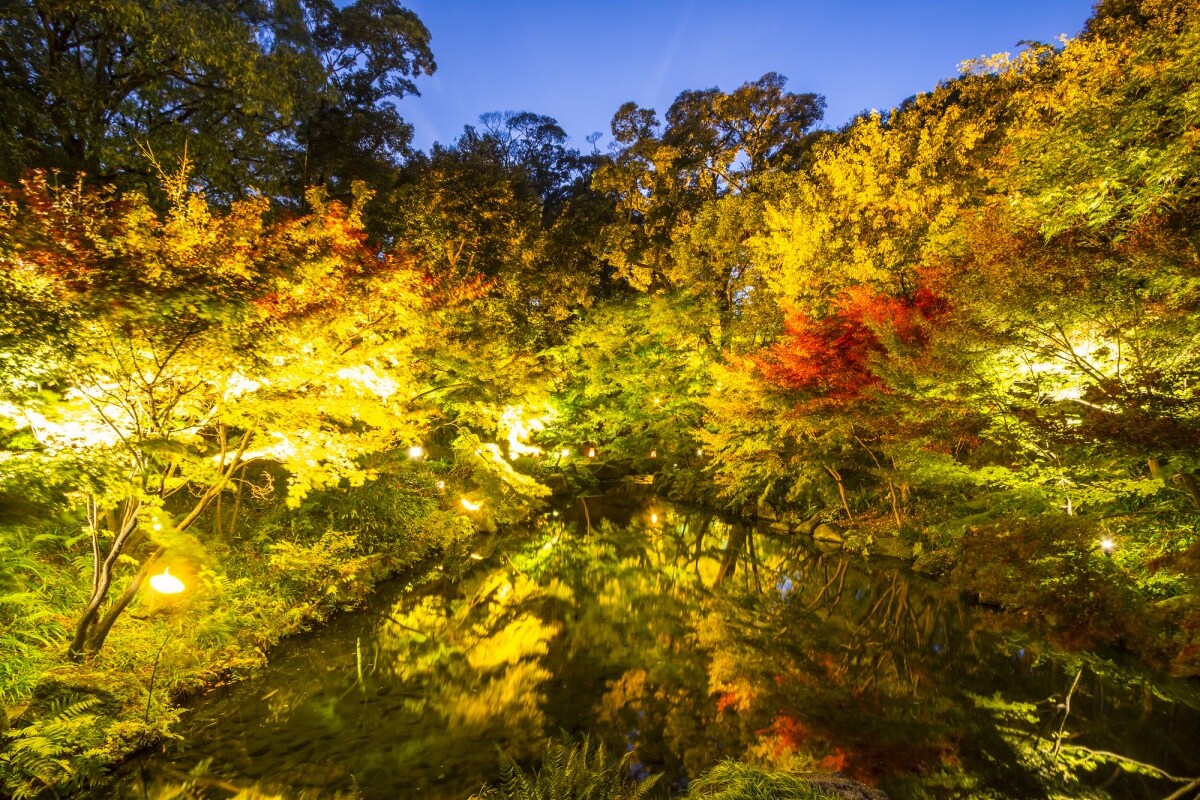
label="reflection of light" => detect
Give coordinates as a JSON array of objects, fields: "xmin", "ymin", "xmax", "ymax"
[
  {"xmin": 460, "ymin": 497, "xmax": 482, "ymax": 511},
  {"xmin": 149, "ymin": 568, "xmax": 185, "ymax": 595},
  {"xmin": 496, "ymin": 583, "xmax": 512, "ymax": 600},
  {"xmin": 1100, "ymin": 538, "xmax": 1115, "ymax": 554},
  {"xmin": 407, "ymin": 445, "xmax": 423, "ymax": 459}
]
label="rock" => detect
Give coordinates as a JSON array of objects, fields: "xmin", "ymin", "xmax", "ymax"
[
  {"xmin": 793, "ymin": 511, "xmax": 825, "ymax": 535},
  {"xmin": 867, "ymin": 537, "xmax": 913, "ymax": 560},
  {"xmin": 755, "ymin": 503, "xmax": 777, "ymax": 521},
  {"xmin": 813, "ymin": 523, "xmax": 843, "ymax": 544},
  {"xmin": 768, "ymin": 521, "xmax": 791, "ymax": 532},
  {"xmin": 801, "ymin": 772, "xmax": 889, "ymax": 800},
  {"xmin": 912, "ymin": 549, "xmax": 956, "ymax": 578}
]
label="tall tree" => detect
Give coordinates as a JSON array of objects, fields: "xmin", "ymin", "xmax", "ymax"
[{"xmin": 0, "ymin": 0, "xmax": 434, "ymax": 201}]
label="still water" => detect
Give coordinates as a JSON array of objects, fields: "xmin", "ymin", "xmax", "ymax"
[{"xmin": 113, "ymin": 501, "xmax": 1200, "ymax": 799}]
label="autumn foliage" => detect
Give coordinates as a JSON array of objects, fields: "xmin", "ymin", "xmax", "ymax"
[{"xmin": 756, "ymin": 286, "xmax": 946, "ymax": 401}]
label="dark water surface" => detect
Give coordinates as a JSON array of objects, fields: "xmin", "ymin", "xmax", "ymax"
[{"xmin": 111, "ymin": 501, "xmax": 1200, "ymax": 799}]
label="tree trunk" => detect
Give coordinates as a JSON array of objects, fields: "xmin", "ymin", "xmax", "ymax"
[
  {"xmin": 82, "ymin": 547, "xmax": 164, "ymax": 657},
  {"xmin": 68, "ymin": 500, "xmax": 140, "ymax": 661},
  {"xmin": 1176, "ymin": 471, "xmax": 1200, "ymax": 510}
]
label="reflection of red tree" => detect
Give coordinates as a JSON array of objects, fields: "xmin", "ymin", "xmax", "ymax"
[
  {"xmin": 757, "ymin": 286, "xmax": 946, "ymax": 401},
  {"xmin": 715, "ymin": 691, "xmax": 739, "ymax": 714},
  {"xmin": 762, "ymin": 714, "xmax": 848, "ymax": 771}
]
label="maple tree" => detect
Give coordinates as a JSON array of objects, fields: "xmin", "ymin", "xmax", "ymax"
[{"xmin": 0, "ymin": 168, "xmax": 433, "ymax": 659}]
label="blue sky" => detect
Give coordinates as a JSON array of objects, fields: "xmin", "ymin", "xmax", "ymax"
[{"xmin": 400, "ymin": 0, "xmax": 1097, "ymax": 153}]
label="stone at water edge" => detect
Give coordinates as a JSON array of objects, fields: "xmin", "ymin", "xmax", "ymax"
[
  {"xmin": 866, "ymin": 537, "xmax": 913, "ymax": 560},
  {"xmin": 912, "ymin": 549, "xmax": 955, "ymax": 578},
  {"xmin": 801, "ymin": 772, "xmax": 889, "ymax": 800},
  {"xmin": 813, "ymin": 523, "xmax": 844, "ymax": 544}
]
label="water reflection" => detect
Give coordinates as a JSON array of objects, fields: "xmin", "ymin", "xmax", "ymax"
[{"xmin": 113, "ymin": 502, "xmax": 1200, "ymax": 799}]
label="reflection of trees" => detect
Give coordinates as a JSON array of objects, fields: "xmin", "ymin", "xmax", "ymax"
[
  {"xmin": 698, "ymin": 541, "xmax": 1199, "ymax": 798},
  {"xmin": 145, "ymin": 505, "xmax": 1200, "ymax": 799},
  {"xmin": 372, "ymin": 570, "xmax": 562, "ymax": 790}
]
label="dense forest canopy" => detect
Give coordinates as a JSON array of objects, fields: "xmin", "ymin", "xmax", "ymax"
[{"xmin": 1, "ymin": 0, "xmax": 1199, "ymax": 797}]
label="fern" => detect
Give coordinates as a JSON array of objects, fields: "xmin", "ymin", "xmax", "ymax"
[
  {"xmin": 0, "ymin": 696, "xmax": 112, "ymax": 799},
  {"xmin": 474, "ymin": 735, "xmax": 660, "ymax": 800},
  {"xmin": 686, "ymin": 762, "xmax": 842, "ymax": 800}
]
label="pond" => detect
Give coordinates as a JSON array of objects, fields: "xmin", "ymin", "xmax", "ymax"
[{"xmin": 108, "ymin": 500, "xmax": 1200, "ymax": 799}]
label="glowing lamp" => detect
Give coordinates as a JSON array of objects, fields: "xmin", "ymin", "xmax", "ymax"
[
  {"xmin": 407, "ymin": 445, "xmax": 424, "ymax": 459},
  {"xmin": 587, "ymin": 447, "xmax": 596, "ymax": 458},
  {"xmin": 435, "ymin": 480, "xmax": 446, "ymax": 491},
  {"xmin": 460, "ymin": 497, "xmax": 482, "ymax": 512},
  {"xmin": 650, "ymin": 512, "xmax": 659, "ymax": 524},
  {"xmin": 151, "ymin": 522, "xmax": 162, "ymax": 532},
  {"xmin": 560, "ymin": 448, "xmax": 570, "ymax": 457},
  {"xmin": 149, "ymin": 568, "xmax": 185, "ymax": 595},
  {"xmin": 1100, "ymin": 538, "xmax": 1115, "ymax": 554},
  {"xmin": 649, "ymin": 449, "xmax": 658, "ymax": 459}
]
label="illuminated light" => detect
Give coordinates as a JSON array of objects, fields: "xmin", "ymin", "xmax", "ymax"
[
  {"xmin": 151, "ymin": 522, "xmax": 162, "ymax": 532},
  {"xmin": 223, "ymin": 371, "xmax": 263, "ymax": 401},
  {"xmin": 653, "ymin": 397, "xmax": 661, "ymax": 406},
  {"xmin": 469, "ymin": 553, "xmax": 484, "ymax": 561},
  {"xmin": 650, "ymin": 512, "xmax": 659, "ymax": 524},
  {"xmin": 149, "ymin": 568, "xmax": 185, "ymax": 595},
  {"xmin": 336, "ymin": 365, "xmax": 398, "ymax": 399},
  {"xmin": 560, "ymin": 448, "xmax": 570, "ymax": 457},
  {"xmin": 696, "ymin": 448, "xmax": 703, "ymax": 456},
  {"xmin": 1100, "ymin": 538, "xmax": 1115, "ymax": 554},
  {"xmin": 649, "ymin": 449, "xmax": 657, "ymax": 459},
  {"xmin": 500, "ymin": 405, "xmax": 553, "ymax": 460},
  {"xmin": 435, "ymin": 480, "xmax": 445, "ymax": 491},
  {"xmin": 460, "ymin": 497, "xmax": 482, "ymax": 512},
  {"xmin": 587, "ymin": 447, "xmax": 596, "ymax": 458},
  {"xmin": 407, "ymin": 445, "xmax": 424, "ymax": 459}
]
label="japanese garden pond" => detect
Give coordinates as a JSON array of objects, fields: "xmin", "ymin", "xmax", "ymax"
[{"xmin": 107, "ymin": 500, "xmax": 1200, "ymax": 799}]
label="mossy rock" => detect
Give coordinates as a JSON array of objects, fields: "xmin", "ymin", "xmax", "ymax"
[
  {"xmin": 802, "ymin": 772, "xmax": 889, "ymax": 800},
  {"xmin": 813, "ymin": 523, "xmax": 843, "ymax": 544},
  {"xmin": 790, "ymin": 510, "xmax": 825, "ymax": 535},
  {"xmin": 912, "ymin": 549, "xmax": 956, "ymax": 578},
  {"xmin": 866, "ymin": 537, "xmax": 913, "ymax": 560},
  {"xmin": 11, "ymin": 678, "xmax": 122, "ymax": 728}
]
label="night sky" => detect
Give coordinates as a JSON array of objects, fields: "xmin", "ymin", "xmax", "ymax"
[{"xmin": 400, "ymin": 0, "xmax": 1098, "ymax": 153}]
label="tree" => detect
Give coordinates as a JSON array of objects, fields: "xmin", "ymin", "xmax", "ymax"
[
  {"xmin": 0, "ymin": 0, "xmax": 434, "ymax": 202},
  {"xmin": 0, "ymin": 169, "xmax": 433, "ymax": 659},
  {"xmin": 592, "ymin": 73, "xmax": 823, "ymax": 294},
  {"xmin": 294, "ymin": 0, "xmax": 436, "ymax": 199},
  {"xmin": 379, "ymin": 111, "xmax": 614, "ymax": 350}
]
